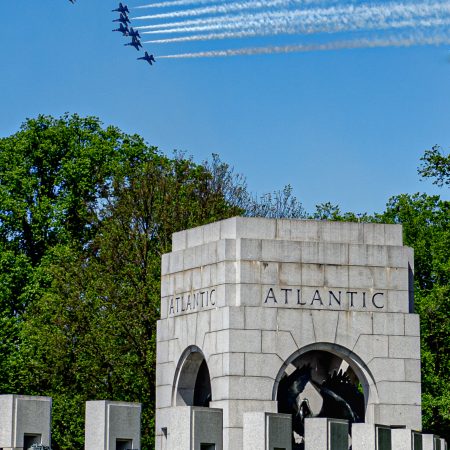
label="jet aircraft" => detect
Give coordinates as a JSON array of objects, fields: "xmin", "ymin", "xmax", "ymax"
[
  {"xmin": 113, "ymin": 13, "xmax": 130, "ymax": 25},
  {"xmin": 112, "ymin": 3, "xmax": 129, "ymax": 14},
  {"xmin": 113, "ymin": 23, "xmax": 129, "ymax": 36},
  {"xmin": 124, "ymin": 36, "xmax": 142, "ymax": 51},
  {"xmin": 128, "ymin": 27, "xmax": 141, "ymax": 39},
  {"xmin": 138, "ymin": 51, "xmax": 156, "ymax": 65}
]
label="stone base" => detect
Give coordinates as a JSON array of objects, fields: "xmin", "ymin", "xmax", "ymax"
[
  {"xmin": 168, "ymin": 406, "xmax": 223, "ymax": 450},
  {"xmin": 304, "ymin": 418, "xmax": 349, "ymax": 450},
  {"xmin": 0, "ymin": 395, "xmax": 52, "ymax": 450},
  {"xmin": 391, "ymin": 428, "xmax": 423, "ymax": 450},
  {"xmin": 243, "ymin": 412, "xmax": 292, "ymax": 450},
  {"xmin": 85, "ymin": 400, "xmax": 141, "ymax": 450}
]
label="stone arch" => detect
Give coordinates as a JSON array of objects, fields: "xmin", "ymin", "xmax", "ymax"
[
  {"xmin": 272, "ymin": 342, "xmax": 380, "ymax": 423},
  {"xmin": 172, "ymin": 345, "xmax": 212, "ymax": 407}
]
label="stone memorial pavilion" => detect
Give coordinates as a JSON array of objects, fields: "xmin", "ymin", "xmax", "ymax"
[{"xmin": 155, "ymin": 217, "xmax": 426, "ymax": 449}]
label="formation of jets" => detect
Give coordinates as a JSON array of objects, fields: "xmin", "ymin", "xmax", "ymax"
[
  {"xmin": 112, "ymin": 3, "xmax": 156, "ymax": 67},
  {"xmin": 69, "ymin": 1, "xmax": 155, "ymax": 67}
]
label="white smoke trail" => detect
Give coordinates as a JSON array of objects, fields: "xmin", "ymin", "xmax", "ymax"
[
  {"xmin": 138, "ymin": 1, "xmax": 450, "ymax": 35},
  {"xmin": 139, "ymin": 1, "xmax": 450, "ymax": 38},
  {"xmin": 134, "ymin": 0, "xmax": 334, "ymax": 11},
  {"xmin": 134, "ymin": 15, "xmax": 238, "ymax": 31},
  {"xmin": 135, "ymin": 0, "xmax": 223, "ymax": 9},
  {"xmin": 133, "ymin": 0, "xmax": 342, "ymax": 20},
  {"xmin": 157, "ymin": 32, "xmax": 450, "ymax": 58},
  {"xmin": 144, "ymin": 16, "xmax": 450, "ymax": 43}
]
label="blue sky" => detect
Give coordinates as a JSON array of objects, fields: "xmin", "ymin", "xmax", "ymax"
[{"xmin": 1, "ymin": 0, "xmax": 449, "ymax": 214}]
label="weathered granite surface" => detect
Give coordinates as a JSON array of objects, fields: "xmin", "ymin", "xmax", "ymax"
[
  {"xmin": 85, "ymin": 400, "xmax": 141, "ymax": 450},
  {"xmin": 165, "ymin": 406, "xmax": 223, "ymax": 450},
  {"xmin": 0, "ymin": 395, "xmax": 52, "ymax": 449},
  {"xmin": 243, "ymin": 412, "xmax": 292, "ymax": 450}
]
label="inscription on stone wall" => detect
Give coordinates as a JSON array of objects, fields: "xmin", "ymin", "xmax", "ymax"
[
  {"xmin": 168, "ymin": 288, "xmax": 216, "ymax": 316},
  {"xmin": 167, "ymin": 286, "xmax": 386, "ymax": 316},
  {"xmin": 264, "ymin": 287, "xmax": 385, "ymax": 310}
]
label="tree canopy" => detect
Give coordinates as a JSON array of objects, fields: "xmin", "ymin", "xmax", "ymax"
[{"xmin": 0, "ymin": 114, "xmax": 242, "ymax": 449}]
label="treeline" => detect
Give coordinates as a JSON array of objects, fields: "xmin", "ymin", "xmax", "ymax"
[{"xmin": 0, "ymin": 115, "xmax": 448, "ymax": 447}]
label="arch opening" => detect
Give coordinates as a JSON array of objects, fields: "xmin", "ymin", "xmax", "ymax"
[
  {"xmin": 275, "ymin": 346, "xmax": 370, "ymax": 449},
  {"xmin": 173, "ymin": 346, "xmax": 212, "ymax": 407}
]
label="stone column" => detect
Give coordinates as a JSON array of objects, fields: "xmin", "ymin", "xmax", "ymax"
[
  {"xmin": 304, "ymin": 418, "xmax": 348, "ymax": 450},
  {"xmin": 352, "ymin": 423, "xmax": 394, "ymax": 450},
  {"xmin": 0, "ymin": 395, "xmax": 52, "ymax": 450},
  {"xmin": 391, "ymin": 428, "xmax": 416, "ymax": 450},
  {"xmin": 85, "ymin": 400, "xmax": 141, "ymax": 450},
  {"xmin": 352, "ymin": 423, "xmax": 377, "ymax": 450},
  {"xmin": 243, "ymin": 412, "xmax": 292, "ymax": 450},
  {"xmin": 422, "ymin": 434, "xmax": 436, "ymax": 450},
  {"xmin": 168, "ymin": 406, "xmax": 223, "ymax": 450}
]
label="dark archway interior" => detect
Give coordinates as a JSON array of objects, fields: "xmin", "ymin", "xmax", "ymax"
[
  {"xmin": 176, "ymin": 349, "xmax": 212, "ymax": 407},
  {"xmin": 277, "ymin": 350, "xmax": 365, "ymax": 449},
  {"xmin": 193, "ymin": 359, "xmax": 212, "ymax": 407}
]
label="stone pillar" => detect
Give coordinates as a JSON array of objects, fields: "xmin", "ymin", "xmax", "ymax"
[
  {"xmin": 0, "ymin": 395, "xmax": 52, "ymax": 450},
  {"xmin": 243, "ymin": 412, "xmax": 292, "ymax": 450},
  {"xmin": 304, "ymin": 418, "xmax": 348, "ymax": 450},
  {"xmin": 422, "ymin": 434, "xmax": 436, "ymax": 450},
  {"xmin": 352, "ymin": 423, "xmax": 376, "ymax": 450},
  {"xmin": 168, "ymin": 406, "xmax": 223, "ymax": 450},
  {"xmin": 391, "ymin": 428, "xmax": 419, "ymax": 450},
  {"xmin": 352, "ymin": 423, "xmax": 394, "ymax": 450},
  {"xmin": 85, "ymin": 400, "xmax": 141, "ymax": 450}
]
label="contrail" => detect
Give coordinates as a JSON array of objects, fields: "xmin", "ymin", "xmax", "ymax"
[
  {"xmin": 132, "ymin": 0, "xmax": 347, "ymax": 20},
  {"xmin": 135, "ymin": 0, "xmax": 223, "ymax": 9},
  {"xmin": 140, "ymin": 1, "xmax": 450, "ymax": 38},
  {"xmin": 134, "ymin": 0, "xmax": 335, "ymax": 11},
  {"xmin": 157, "ymin": 32, "xmax": 450, "ymax": 59},
  {"xmin": 144, "ymin": 17, "xmax": 450, "ymax": 43},
  {"xmin": 134, "ymin": 15, "xmax": 239, "ymax": 31}
]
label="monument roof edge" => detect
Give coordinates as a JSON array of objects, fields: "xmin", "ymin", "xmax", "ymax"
[{"xmin": 171, "ymin": 217, "xmax": 403, "ymax": 251}]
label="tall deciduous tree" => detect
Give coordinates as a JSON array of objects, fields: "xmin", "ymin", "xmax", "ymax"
[
  {"xmin": 0, "ymin": 114, "xmax": 156, "ymax": 398},
  {"xmin": 1, "ymin": 115, "xmax": 241, "ymax": 449}
]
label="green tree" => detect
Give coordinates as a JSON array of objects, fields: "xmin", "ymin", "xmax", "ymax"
[
  {"xmin": 0, "ymin": 114, "xmax": 156, "ymax": 375},
  {"xmin": 7, "ymin": 127, "xmax": 241, "ymax": 448}
]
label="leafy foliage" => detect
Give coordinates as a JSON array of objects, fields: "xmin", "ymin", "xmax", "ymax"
[
  {"xmin": 0, "ymin": 115, "xmax": 241, "ymax": 449},
  {"xmin": 419, "ymin": 145, "xmax": 450, "ymax": 187}
]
